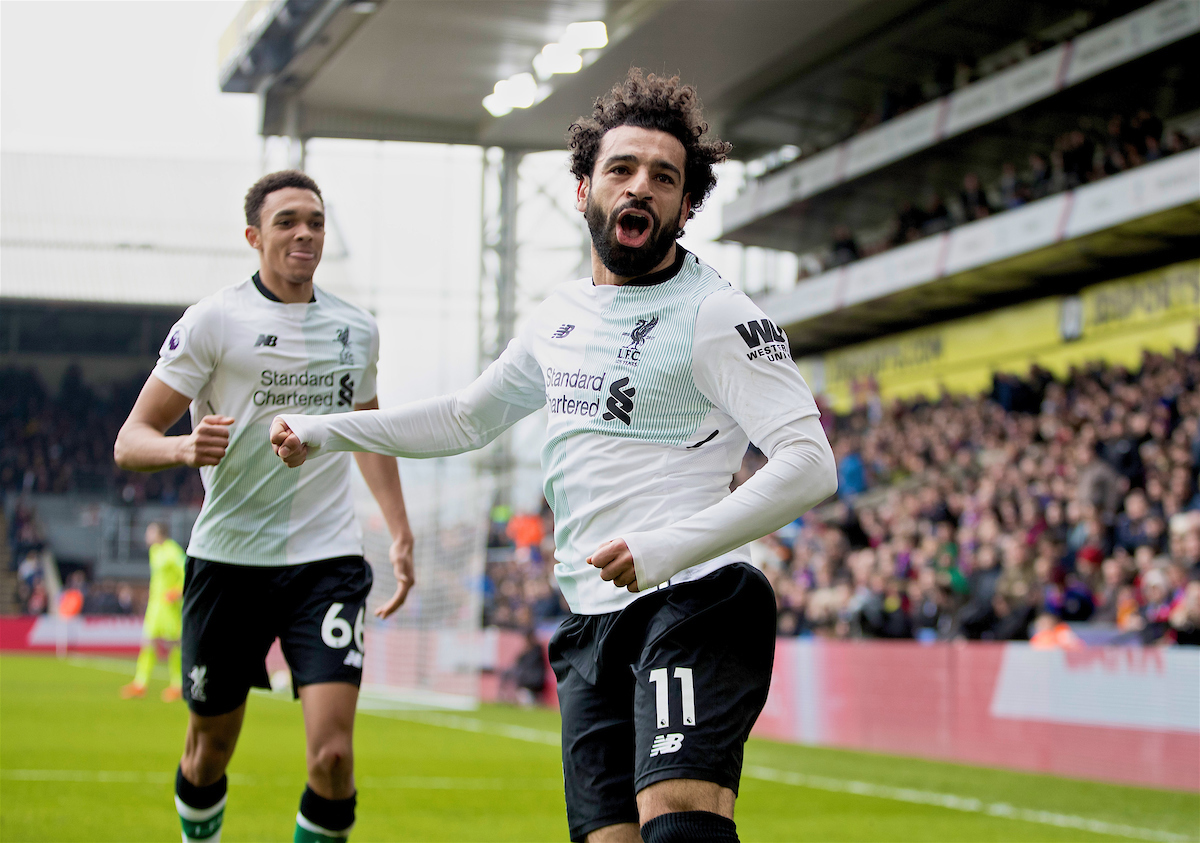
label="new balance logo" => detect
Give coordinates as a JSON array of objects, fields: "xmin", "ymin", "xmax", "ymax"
[
  {"xmin": 342, "ymin": 649, "xmax": 364, "ymax": 668},
  {"xmin": 188, "ymin": 665, "xmax": 208, "ymax": 702},
  {"xmin": 734, "ymin": 319, "xmax": 785, "ymax": 349},
  {"xmin": 254, "ymin": 334, "xmax": 278, "ymax": 347},
  {"xmin": 649, "ymin": 734, "xmax": 684, "ymax": 757},
  {"xmin": 552, "ymin": 324, "xmax": 575, "ymax": 339},
  {"xmin": 602, "ymin": 377, "xmax": 636, "ymax": 425}
]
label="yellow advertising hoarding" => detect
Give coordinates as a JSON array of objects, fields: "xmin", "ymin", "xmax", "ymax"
[{"xmin": 804, "ymin": 259, "xmax": 1199, "ymax": 412}]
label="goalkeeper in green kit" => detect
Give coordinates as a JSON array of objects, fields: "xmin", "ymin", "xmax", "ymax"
[{"xmin": 122, "ymin": 522, "xmax": 186, "ymax": 701}]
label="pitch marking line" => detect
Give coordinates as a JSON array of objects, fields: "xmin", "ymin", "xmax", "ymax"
[
  {"xmin": 742, "ymin": 766, "xmax": 1193, "ymax": 843},
  {"xmin": 0, "ymin": 770, "xmax": 559, "ymax": 791},
  {"xmin": 364, "ymin": 710, "xmax": 1194, "ymax": 843},
  {"xmin": 48, "ymin": 658, "xmax": 1193, "ymax": 842}
]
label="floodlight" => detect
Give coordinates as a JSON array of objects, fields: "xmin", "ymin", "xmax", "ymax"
[
  {"xmin": 504, "ymin": 73, "xmax": 538, "ymax": 108},
  {"xmin": 562, "ymin": 21, "xmax": 608, "ymax": 51},
  {"xmin": 533, "ymin": 43, "xmax": 584, "ymax": 79},
  {"xmin": 482, "ymin": 94, "xmax": 513, "ymax": 117}
]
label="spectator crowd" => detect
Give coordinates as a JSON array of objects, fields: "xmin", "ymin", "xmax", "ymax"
[
  {"xmin": 762, "ymin": 345, "xmax": 1200, "ymax": 646},
  {"xmin": 819, "ymin": 109, "xmax": 1197, "ymax": 274},
  {"xmin": 1, "ymin": 366, "xmax": 203, "ymax": 505}
]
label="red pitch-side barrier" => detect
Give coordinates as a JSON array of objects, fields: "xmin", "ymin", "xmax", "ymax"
[
  {"xmin": 756, "ymin": 639, "xmax": 1199, "ymax": 791},
  {"xmin": 6, "ymin": 617, "xmax": 1195, "ymax": 789}
]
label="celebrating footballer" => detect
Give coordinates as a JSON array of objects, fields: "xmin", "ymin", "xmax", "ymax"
[
  {"xmin": 271, "ymin": 70, "xmax": 837, "ymax": 843},
  {"xmin": 115, "ymin": 170, "xmax": 415, "ymax": 843}
]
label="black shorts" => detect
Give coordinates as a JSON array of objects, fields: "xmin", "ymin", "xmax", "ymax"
[
  {"xmin": 548, "ymin": 563, "xmax": 776, "ymax": 842},
  {"xmin": 181, "ymin": 555, "xmax": 373, "ymax": 717}
]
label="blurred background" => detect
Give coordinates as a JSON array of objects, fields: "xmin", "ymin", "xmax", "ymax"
[{"xmin": 2, "ymin": 0, "xmax": 1199, "ymax": 816}]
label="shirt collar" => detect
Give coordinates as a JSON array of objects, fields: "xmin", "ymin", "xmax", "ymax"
[{"xmin": 253, "ymin": 271, "xmax": 315, "ymax": 303}]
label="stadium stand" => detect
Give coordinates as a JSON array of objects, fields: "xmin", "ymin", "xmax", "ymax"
[
  {"xmin": 765, "ymin": 343, "xmax": 1200, "ymax": 646},
  {"xmin": 803, "ymin": 107, "xmax": 1196, "ymax": 276}
]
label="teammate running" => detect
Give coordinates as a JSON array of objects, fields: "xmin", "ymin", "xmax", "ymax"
[
  {"xmin": 121, "ymin": 522, "xmax": 186, "ymax": 701},
  {"xmin": 270, "ymin": 71, "xmax": 837, "ymax": 843},
  {"xmin": 114, "ymin": 170, "xmax": 414, "ymax": 843}
]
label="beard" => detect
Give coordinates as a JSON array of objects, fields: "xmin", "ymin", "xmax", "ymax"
[{"xmin": 585, "ymin": 196, "xmax": 680, "ymax": 278}]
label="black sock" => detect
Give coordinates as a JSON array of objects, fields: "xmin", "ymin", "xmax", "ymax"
[
  {"xmin": 298, "ymin": 785, "xmax": 357, "ymax": 833},
  {"xmin": 641, "ymin": 811, "xmax": 739, "ymax": 843},
  {"xmin": 175, "ymin": 766, "xmax": 227, "ymax": 841},
  {"xmin": 175, "ymin": 766, "xmax": 227, "ymax": 809}
]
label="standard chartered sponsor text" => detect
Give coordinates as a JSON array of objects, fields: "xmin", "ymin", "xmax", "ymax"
[
  {"xmin": 255, "ymin": 369, "xmax": 336, "ymax": 407},
  {"xmin": 543, "ymin": 368, "xmax": 606, "ymax": 417}
]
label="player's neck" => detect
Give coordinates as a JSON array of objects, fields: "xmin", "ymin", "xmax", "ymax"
[
  {"xmin": 257, "ymin": 267, "xmax": 314, "ymax": 303},
  {"xmin": 591, "ymin": 243, "xmax": 679, "ymax": 287}
]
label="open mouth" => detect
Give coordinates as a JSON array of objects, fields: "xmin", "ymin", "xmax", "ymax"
[{"xmin": 615, "ymin": 209, "xmax": 654, "ymax": 248}]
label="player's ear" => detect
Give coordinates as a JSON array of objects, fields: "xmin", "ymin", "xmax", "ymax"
[
  {"xmin": 245, "ymin": 226, "xmax": 261, "ymax": 250},
  {"xmin": 575, "ymin": 176, "xmax": 590, "ymax": 213},
  {"xmin": 677, "ymin": 194, "xmax": 692, "ymax": 231}
]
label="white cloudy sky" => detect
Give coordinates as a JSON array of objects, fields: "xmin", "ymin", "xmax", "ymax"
[{"xmin": 1, "ymin": 1, "xmax": 793, "ymax": 510}]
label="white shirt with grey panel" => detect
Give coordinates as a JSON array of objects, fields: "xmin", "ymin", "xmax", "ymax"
[
  {"xmin": 280, "ymin": 250, "xmax": 836, "ymax": 613},
  {"xmin": 153, "ymin": 277, "xmax": 379, "ymax": 566}
]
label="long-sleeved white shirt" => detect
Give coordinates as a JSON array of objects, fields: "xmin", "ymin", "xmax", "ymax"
[{"xmin": 281, "ymin": 248, "xmax": 836, "ymax": 613}]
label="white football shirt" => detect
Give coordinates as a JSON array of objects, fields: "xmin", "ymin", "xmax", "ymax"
[
  {"xmin": 484, "ymin": 248, "xmax": 820, "ymax": 611},
  {"xmin": 153, "ymin": 275, "xmax": 379, "ymax": 565},
  {"xmin": 283, "ymin": 248, "xmax": 823, "ymax": 613}
]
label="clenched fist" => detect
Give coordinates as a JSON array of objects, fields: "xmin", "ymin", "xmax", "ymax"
[
  {"xmin": 588, "ymin": 538, "xmax": 639, "ymax": 592},
  {"xmin": 176, "ymin": 415, "xmax": 234, "ymax": 467},
  {"xmin": 270, "ymin": 416, "xmax": 309, "ymax": 468}
]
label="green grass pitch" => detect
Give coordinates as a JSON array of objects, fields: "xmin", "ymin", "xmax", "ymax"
[{"xmin": 1, "ymin": 653, "xmax": 1196, "ymax": 842}]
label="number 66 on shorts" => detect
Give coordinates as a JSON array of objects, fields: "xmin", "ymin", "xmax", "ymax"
[{"xmin": 180, "ymin": 555, "xmax": 374, "ymax": 716}]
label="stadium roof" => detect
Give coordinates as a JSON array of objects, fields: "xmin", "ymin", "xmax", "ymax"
[
  {"xmin": 218, "ymin": 0, "xmax": 1152, "ymax": 157},
  {"xmin": 218, "ymin": 0, "xmax": 930, "ymax": 152}
]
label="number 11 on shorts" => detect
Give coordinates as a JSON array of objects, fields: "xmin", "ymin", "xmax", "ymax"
[{"xmin": 648, "ymin": 666, "xmax": 695, "ymax": 728}]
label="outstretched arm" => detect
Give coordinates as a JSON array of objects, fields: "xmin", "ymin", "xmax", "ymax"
[
  {"xmin": 273, "ymin": 335, "xmax": 546, "ymax": 467},
  {"xmin": 271, "ymin": 382, "xmax": 539, "ymax": 467}
]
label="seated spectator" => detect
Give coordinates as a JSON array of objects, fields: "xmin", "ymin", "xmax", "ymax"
[
  {"xmin": 1169, "ymin": 581, "xmax": 1200, "ymax": 645},
  {"xmin": 1137, "ymin": 567, "xmax": 1175, "ymax": 644},
  {"xmin": 895, "ymin": 201, "xmax": 927, "ymax": 244},
  {"xmin": 501, "ymin": 630, "xmax": 547, "ymax": 706},
  {"xmin": 920, "ymin": 193, "xmax": 952, "ymax": 235},
  {"xmin": 828, "ymin": 225, "xmax": 860, "ymax": 268},
  {"xmin": 958, "ymin": 172, "xmax": 993, "ymax": 222},
  {"xmin": 1116, "ymin": 489, "xmax": 1154, "ymax": 552},
  {"xmin": 1026, "ymin": 153, "xmax": 1052, "ymax": 199},
  {"xmin": 1173, "ymin": 523, "xmax": 1200, "ymax": 578},
  {"xmin": 998, "ymin": 162, "xmax": 1025, "ymax": 209},
  {"xmin": 835, "ymin": 441, "xmax": 868, "ymax": 499}
]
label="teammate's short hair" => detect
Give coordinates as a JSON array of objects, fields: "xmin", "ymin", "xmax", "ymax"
[
  {"xmin": 567, "ymin": 68, "xmax": 731, "ymax": 219},
  {"xmin": 244, "ymin": 170, "xmax": 323, "ymax": 227}
]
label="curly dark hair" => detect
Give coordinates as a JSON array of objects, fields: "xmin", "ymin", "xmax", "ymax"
[
  {"xmin": 568, "ymin": 69, "xmax": 731, "ymax": 219},
  {"xmin": 244, "ymin": 170, "xmax": 323, "ymax": 227}
]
